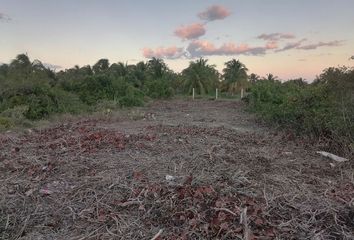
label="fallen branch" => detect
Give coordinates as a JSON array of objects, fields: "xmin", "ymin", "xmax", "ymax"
[{"xmin": 317, "ymin": 151, "xmax": 349, "ymax": 162}]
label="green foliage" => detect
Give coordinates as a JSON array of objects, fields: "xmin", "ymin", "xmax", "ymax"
[
  {"xmin": 0, "ymin": 54, "xmax": 158, "ymax": 125},
  {"xmin": 182, "ymin": 58, "xmax": 219, "ymax": 95},
  {"xmin": 117, "ymin": 85, "xmax": 144, "ymax": 107},
  {"xmin": 248, "ymin": 67, "xmax": 354, "ymax": 154},
  {"xmin": 51, "ymin": 87, "xmax": 89, "ymax": 114},
  {"xmin": 222, "ymin": 59, "xmax": 248, "ymax": 94},
  {"xmin": 144, "ymin": 78, "xmax": 173, "ymax": 99},
  {"xmin": 24, "ymin": 86, "xmax": 58, "ymax": 120},
  {"xmin": 0, "ymin": 117, "xmax": 13, "ymax": 129}
]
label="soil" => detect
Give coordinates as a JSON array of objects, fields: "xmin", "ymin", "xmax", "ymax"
[{"xmin": 0, "ymin": 99, "xmax": 353, "ymax": 239}]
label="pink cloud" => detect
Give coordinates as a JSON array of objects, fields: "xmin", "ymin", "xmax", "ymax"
[
  {"xmin": 198, "ymin": 5, "xmax": 231, "ymax": 22},
  {"xmin": 186, "ymin": 40, "xmax": 269, "ymax": 57},
  {"xmin": 257, "ymin": 33, "xmax": 296, "ymax": 41},
  {"xmin": 142, "ymin": 46, "xmax": 184, "ymax": 59},
  {"xmin": 174, "ymin": 23, "xmax": 206, "ymax": 40},
  {"xmin": 265, "ymin": 41, "xmax": 278, "ymax": 49}
]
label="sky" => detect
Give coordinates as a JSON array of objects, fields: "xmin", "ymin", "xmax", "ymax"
[{"xmin": 1, "ymin": 0, "xmax": 354, "ymax": 80}]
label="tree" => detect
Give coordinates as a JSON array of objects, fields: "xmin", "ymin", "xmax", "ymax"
[
  {"xmin": 93, "ymin": 59, "xmax": 110, "ymax": 74},
  {"xmin": 263, "ymin": 73, "xmax": 279, "ymax": 82},
  {"xmin": 285, "ymin": 78, "xmax": 307, "ymax": 87},
  {"xmin": 222, "ymin": 59, "xmax": 248, "ymax": 95},
  {"xmin": 249, "ymin": 73, "xmax": 260, "ymax": 84},
  {"xmin": 10, "ymin": 54, "xmax": 31, "ymax": 69},
  {"xmin": 109, "ymin": 62, "xmax": 128, "ymax": 77},
  {"xmin": 147, "ymin": 58, "xmax": 168, "ymax": 79},
  {"xmin": 182, "ymin": 58, "xmax": 219, "ymax": 95}
]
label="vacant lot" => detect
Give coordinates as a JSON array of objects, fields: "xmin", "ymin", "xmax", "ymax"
[{"xmin": 1, "ymin": 99, "xmax": 353, "ymax": 239}]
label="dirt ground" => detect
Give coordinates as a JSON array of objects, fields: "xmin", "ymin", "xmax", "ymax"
[{"xmin": 0, "ymin": 99, "xmax": 353, "ymax": 239}]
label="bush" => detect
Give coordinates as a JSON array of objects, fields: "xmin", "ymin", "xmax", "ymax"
[
  {"xmin": 144, "ymin": 78, "xmax": 173, "ymax": 99},
  {"xmin": 51, "ymin": 87, "xmax": 89, "ymax": 114},
  {"xmin": 78, "ymin": 75, "xmax": 115, "ymax": 105},
  {"xmin": 117, "ymin": 85, "xmax": 144, "ymax": 107},
  {"xmin": 0, "ymin": 106, "xmax": 33, "ymax": 129},
  {"xmin": 0, "ymin": 117, "xmax": 13, "ymax": 130},
  {"xmin": 248, "ymin": 68, "xmax": 354, "ymax": 155}
]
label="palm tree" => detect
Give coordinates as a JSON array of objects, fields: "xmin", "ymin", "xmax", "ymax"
[
  {"xmin": 93, "ymin": 59, "xmax": 110, "ymax": 74},
  {"xmin": 109, "ymin": 62, "xmax": 128, "ymax": 77},
  {"xmin": 182, "ymin": 58, "xmax": 219, "ymax": 95},
  {"xmin": 249, "ymin": 73, "xmax": 260, "ymax": 84},
  {"xmin": 222, "ymin": 59, "xmax": 248, "ymax": 95},
  {"xmin": 264, "ymin": 73, "xmax": 279, "ymax": 81},
  {"xmin": 147, "ymin": 57, "xmax": 168, "ymax": 79}
]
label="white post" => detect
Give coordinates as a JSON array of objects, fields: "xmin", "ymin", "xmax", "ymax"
[
  {"xmin": 192, "ymin": 88, "xmax": 195, "ymax": 100},
  {"xmin": 241, "ymin": 88, "xmax": 244, "ymax": 99},
  {"xmin": 215, "ymin": 88, "xmax": 218, "ymax": 100}
]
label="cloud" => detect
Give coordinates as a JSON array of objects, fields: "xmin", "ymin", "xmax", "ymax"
[
  {"xmin": 174, "ymin": 23, "xmax": 206, "ymax": 40},
  {"xmin": 265, "ymin": 41, "xmax": 278, "ymax": 50},
  {"xmin": 257, "ymin": 33, "xmax": 296, "ymax": 41},
  {"xmin": 142, "ymin": 46, "xmax": 184, "ymax": 59},
  {"xmin": 142, "ymin": 38, "xmax": 282, "ymax": 59},
  {"xmin": 186, "ymin": 40, "xmax": 271, "ymax": 58},
  {"xmin": 0, "ymin": 13, "xmax": 11, "ymax": 22},
  {"xmin": 198, "ymin": 5, "xmax": 231, "ymax": 22},
  {"xmin": 275, "ymin": 39, "xmax": 307, "ymax": 52},
  {"xmin": 276, "ymin": 39, "xmax": 342, "ymax": 52},
  {"xmin": 297, "ymin": 40, "xmax": 343, "ymax": 50}
]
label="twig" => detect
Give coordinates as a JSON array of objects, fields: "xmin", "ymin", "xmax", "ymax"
[
  {"xmin": 5, "ymin": 215, "xmax": 9, "ymax": 230},
  {"xmin": 240, "ymin": 207, "xmax": 250, "ymax": 240},
  {"xmin": 77, "ymin": 226, "xmax": 103, "ymax": 240},
  {"xmin": 150, "ymin": 229, "xmax": 163, "ymax": 240},
  {"xmin": 15, "ymin": 214, "xmax": 30, "ymax": 240},
  {"xmin": 118, "ymin": 200, "xmax": 141, "ymax": 207},
  {"xmin": 213, "ymin": 207, "xmax": 239, "ymax": 216},
  {"xmin": 106, "ymin": 226, "xmax": 120, "ymax": 237}
]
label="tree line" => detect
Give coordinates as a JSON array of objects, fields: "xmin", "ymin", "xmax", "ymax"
[
  {"xmin": 0, "ymin": 53, "xmax": 353, "ymax": 155},
  {"xmin": 0, "ymin": 54, "xmax": 259, "ymax": 120}
]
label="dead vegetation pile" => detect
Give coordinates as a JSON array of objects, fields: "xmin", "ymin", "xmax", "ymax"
[{"xmin": 0, "ymin": 101, "xmax": 353, "ymax": 239}]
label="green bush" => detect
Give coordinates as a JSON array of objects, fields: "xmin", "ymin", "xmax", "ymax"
[
  {"xmin": 0, "ymin": 117, "xmax": 13, "ymax": 129},
  {"xmin": 51, "ymin": 87, "xmax": 89, "ymax": 114},
  {"xmin": 117, "ymin": 85, "xmax": 144, "ymax": 107},
  {"xmin": 248, "ymin": 67, "xmax": 354, "ymax": 154},
  {"xmin": 144, "ymin": 78, "xmax": 173, "ymax": 99}
]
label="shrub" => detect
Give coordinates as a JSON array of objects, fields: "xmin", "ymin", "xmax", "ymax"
[
  {"xmin": 0, "ymin": 117, "xmax": 13, "ymax": 129},
  {"xmin": 248, "ymin": 68, "xmax": 354, "ymax": 155},
  {"xmin": 51, "ymin": 87, "xmax": 88, "ymax": 114},
  {"xmin": 144, "ymin": 78, "xmax": 173, "ymax": 99},
  {"xmin": 117, "ymin": 85, "xmax": 144, "ymax": 107}
]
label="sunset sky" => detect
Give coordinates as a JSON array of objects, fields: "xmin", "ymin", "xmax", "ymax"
[{"xmin": 1, "ymin": 0, "xmax": 354, "ymax": 80}]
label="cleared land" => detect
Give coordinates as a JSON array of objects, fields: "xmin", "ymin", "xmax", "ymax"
[{"xmin": 1, "ymin": 99, "xmax": 353, "ymax": 239}]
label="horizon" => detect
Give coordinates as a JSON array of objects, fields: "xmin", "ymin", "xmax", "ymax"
[{"xmin": 1, "ymin": 0, "xmax": 354, "ymax": 81}]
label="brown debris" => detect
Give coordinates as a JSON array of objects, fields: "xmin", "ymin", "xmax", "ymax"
[{"xmin": 0, "ymin": 99, "xmax": 353, "ymax": 239}]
